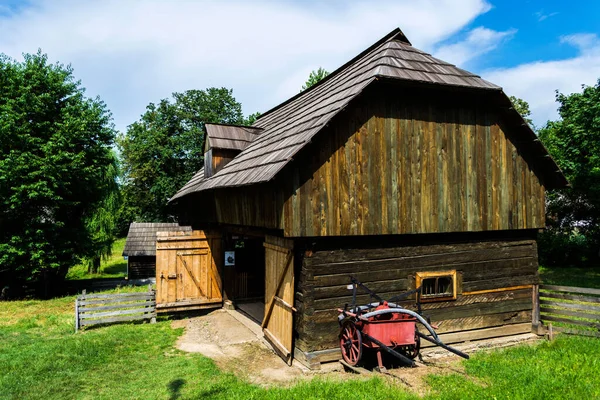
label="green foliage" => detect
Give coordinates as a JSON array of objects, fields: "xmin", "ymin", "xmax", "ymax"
[
  {"xmin": 0, "ymin": 51, "xmax": 116, "ymax": 289},
  {"xmin": 66, "ymin": 237, "xmax": 127, "ymax": 280},
  {"xmin": 246, "ymin": 111, "xmax": 262, "ymax": 125},
  {"xmin": 82, "ymin": 151, "xmax": 121, "ymax": 273},
  {"xmin": 118, "ymin": 88, "xmax": 257, "ymax": 224},
  {"xmin": 301, "ymin": 67, "xmax": 329, "ymax": 91},
  {"xmin": 538, "ymin": 80, "xmax": 600, "ymax": 266},
  {"xmin": 509, "ymin": 95, "xmax": 534, "ymax": 127}
]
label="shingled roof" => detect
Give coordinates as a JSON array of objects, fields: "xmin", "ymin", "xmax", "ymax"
[
  {"xmin": 122, "ymin": 223, "xmax": 191, "ymax": 257},
  {"xmin": 205, "ymin": 123, "xmax": 263, "ymax": 152},
  {"xmin": 171, "ymin": 27, "xmax": 566, "ymax": 201}
]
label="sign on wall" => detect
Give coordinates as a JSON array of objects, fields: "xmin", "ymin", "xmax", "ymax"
[{"xmin": 224, "ymin": 251, "xmax": 235, "ymax": 266}]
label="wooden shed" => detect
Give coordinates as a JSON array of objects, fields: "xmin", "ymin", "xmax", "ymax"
[
  {"xmin": 122, "ymin": 222, "xmax": 191, "ymax": 279},
  {"xmin": 169, "ymin": 28, "xmax": 568, "ymax": 368}
]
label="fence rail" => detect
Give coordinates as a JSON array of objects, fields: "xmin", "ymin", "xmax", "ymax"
[
  {"xmin": 538, "ymin": 284, "xmax": 600, "ymax": 338},
  {"xmin": 75, "ymin": 286, "xmax": 156, "ymax": 332}
]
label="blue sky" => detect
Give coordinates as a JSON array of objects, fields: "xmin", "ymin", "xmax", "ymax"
[{"xmin": 0, "ymin": 0, "xmax": 599, "ymax": 132}]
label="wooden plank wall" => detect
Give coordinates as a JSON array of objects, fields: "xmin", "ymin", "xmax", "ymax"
[
  {"xmin": 281, "ymin": 87, "xmax": 546, "ymax": 237},
  {"xmin": 127, "ymin": 256, "xmax": 155, "ymax": 279},
  {"xmin": 213, "ymin": 185, "xmax": 285, "ymax": 230},
  {"xmin": 295, "ymin": 235, "xmax": 538, "ymax": 353}
]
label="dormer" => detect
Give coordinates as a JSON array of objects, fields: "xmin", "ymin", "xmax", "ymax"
[{"xmin": 204, "ymin": 123, "xmax": 263, "ymax": 178}]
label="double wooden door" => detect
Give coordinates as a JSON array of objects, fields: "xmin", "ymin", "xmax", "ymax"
[
  {"xmin": 262, "ymin": 235, "xmax": 295, "ymax": 364},
  {"xmin": 156, "ymin": 230, "xmax": 222, "ymax": 308}
]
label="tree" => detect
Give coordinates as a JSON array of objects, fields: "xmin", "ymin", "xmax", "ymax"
[
  {"xmin": 83, "ymin": 151, "xmax": 121, "ymax": 273},
  {"xmin": 509, "ymin": 95, "xmax": 534, "ymax": 127},
  {"xmin": 301, "ymin": 67, "xmax": 329, "ymax": 91},
  {"xmin": 0, "ymin": 51, "xmax": 117, "ymax": 292},
  {"xmin": 538, "ymin": 80, "xmax": 600, "ymax": 266},
  {"xmin": 119, "ymin": 88, "xmax": 256, "ymax": 223}
]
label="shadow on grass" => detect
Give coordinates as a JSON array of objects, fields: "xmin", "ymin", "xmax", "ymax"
[
  {"xmin": 168, "ymin": 378, "xmax": 185, "ymax": 400},
  {"xmin": 103, "ymin": 261, "xmax": 127, "ymax": 275}
]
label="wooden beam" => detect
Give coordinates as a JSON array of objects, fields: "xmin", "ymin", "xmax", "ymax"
[{"xmin": 463, "ymin": 284, "xmax": 533, "ymax": 296}]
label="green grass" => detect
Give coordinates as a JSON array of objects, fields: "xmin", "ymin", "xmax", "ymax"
[
  {"xmin": 539, "ymin": 265, "xmax": 600, "ymax": 288},
  {"xmin": 427, "ymin": 335, "xmax": 600, "ymax": 399},
  {"xmin": 2, "ymin": 288, "xmax": 600, "ymax": 399},
  {"xmin": 66, "ymin": 238, "xmax": 128, "ymax": 280}
]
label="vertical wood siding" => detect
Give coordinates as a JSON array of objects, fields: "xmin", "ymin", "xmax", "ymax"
[{"xmin": 281, "ymin": 89, "xmax": 545, "ymax": 237}]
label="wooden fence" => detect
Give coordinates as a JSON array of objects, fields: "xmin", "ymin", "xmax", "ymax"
[
  {"xmin": 536, "ymin": 284, "xmax": 600, "ymax": 338},
  {"xmin": 75, "ymin": 286, "xmax": 156, "ymax": 332}
]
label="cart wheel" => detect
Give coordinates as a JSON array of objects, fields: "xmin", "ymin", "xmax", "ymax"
[
  {"xmin": 340, "ymin": 320, "xmax": 362, "ymax": 366},
  {"xmin": 399, "ymin": 330, "xmax": 421, "ymax": 360}
]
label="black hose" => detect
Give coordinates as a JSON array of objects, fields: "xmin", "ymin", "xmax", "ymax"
[{"xmin": 416, "ymin": 331, "xmax": 470, "ymax": 359}]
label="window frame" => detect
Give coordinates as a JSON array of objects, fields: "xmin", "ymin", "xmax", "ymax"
[{"xmin": 416, "ymin": 270, "xmax": 457, "ymax": 302}]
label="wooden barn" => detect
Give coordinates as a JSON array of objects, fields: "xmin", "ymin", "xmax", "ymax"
[
  {"xmin": 168, "ymin": 28, "xmax": 568, "ymax": 368},
  {"xmin": 122, "ymin": 222, "xmax": 191, "ymax": 279}
]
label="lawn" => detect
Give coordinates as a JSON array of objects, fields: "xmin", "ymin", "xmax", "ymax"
[
  {"xmin": 539, "ymin": 265, "xmax": 600, "ymax": 288},
  {"xmin": 66, "ymin": 238, "xmax": 128, "ymax": 280},
  {"xmin": 1, "ymin": 287, "xmax": 599, "ymax": 399}
]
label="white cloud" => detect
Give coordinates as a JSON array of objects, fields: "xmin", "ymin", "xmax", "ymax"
[
  {"xmin": 0, "ymin": 0, "xmax": 491, "ymax": 132},
  {"xmin": 534, "ymin": 10, "xmax": 559, "ymax": 22},
  {"xmin": 433, "ymin": 26, "xmax": 516, "ymax": 66},
  {"xmin": 483, "ymin": 34, "xmax": 600, "ymax": 126}
]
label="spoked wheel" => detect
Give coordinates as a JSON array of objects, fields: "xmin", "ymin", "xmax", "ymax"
[
  {"xmin": 398, "ymin": 330, "xmax": 421, "ymax": 360},
  {"xmin": 340, "ymin": 320, "xmax": 362, "ymax": 366}
]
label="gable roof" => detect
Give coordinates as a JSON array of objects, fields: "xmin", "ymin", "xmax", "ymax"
[
  {"xmin": 122, "ymin": 222, "xmax": 191, "ymax": 257},
  {"xmin": 171, "ymin": 28, "xmax": 566, "ymax": 201},
  {"xmin": 205, "ymin": 123, "xmax": 263, "ymax": 152}
]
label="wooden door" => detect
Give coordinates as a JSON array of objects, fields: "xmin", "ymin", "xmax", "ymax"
[
  {"xmin": 156, "ymin": 230, "xmax": 222, "ymax": 310},
  {"xmin": 262, "ymin": 235, "xmax": 295, "ymax": 364}
]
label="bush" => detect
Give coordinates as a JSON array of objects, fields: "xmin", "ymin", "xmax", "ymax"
[{"xmin": 538, "ymin": 229, "xmax": 597, "ymax": 267}]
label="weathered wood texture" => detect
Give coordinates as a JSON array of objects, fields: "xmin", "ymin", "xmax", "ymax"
[
  {"xmin": 75, "ymin": 288, "xmax": 156, "ymax": 331},
  {"xmin": 205, "ymin": 148, "xmax": 240, "ymax": 178},
  {"xmin": 127, "ymin": 256, "xmax": 156, "ymax": 279},
  {"xmin": 212, "ymin": 185, "xmax": 284, "ymax": 230},
  {"xmin": 539, "ymin": 285, "xmax": 600, "ymax": 336},
  {"xmin": 295, "ymin": 235, "xmax": 538, "ymax": 353},
  {"xmin": 155, "ymin": 230, "xmax": 222, "ymax": 310},
  {"xmin": 178, "ymin": 86, "xmax": 548, "ymax": 237},
  {"xmin": 263, "ymin": 235, "xmax": 295, "ymax": 364},
  {"xmin": 282, "ymin": 87, "xmax": 546, "ymax": 237}
]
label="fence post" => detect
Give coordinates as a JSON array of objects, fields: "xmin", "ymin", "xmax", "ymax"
[
  {"xmin": 532, "ymin": 284, "xmax": 541, "ymax": 335},
  {"xmin": 75, "ymin": 289, "xmax": 86, "ymax": 333},
  {"xmin": 149, "ymin": 284, "xmax": 156, "ymax": 324}
]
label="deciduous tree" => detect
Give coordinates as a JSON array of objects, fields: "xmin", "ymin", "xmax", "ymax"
[
  {"xmin": 509, "ymin": 95, "xmax": 534, "ymax": 127},
  {"xmin": 118, "ymin": 88, "xmax": 256, "ymax": 223},
  {"xmin": 0, "ymin": 51, "xmax": 117, "ymax": 291},
  {"xmin": 301, "ymin": 67, "xmax": 329, "ymax": 91},
  {"xmin": 538, "ymin": 80, "xmax": 600, "ymax": 266}
]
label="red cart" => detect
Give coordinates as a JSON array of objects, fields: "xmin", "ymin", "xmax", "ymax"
[{"xmin": 338, "ymin": 277, "xmax": 468, "ymax": 370}]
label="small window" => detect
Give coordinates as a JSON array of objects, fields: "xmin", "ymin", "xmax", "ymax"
[{"xmin": 416, "ymin": 270, "xmax": 457, "ymax": 302}]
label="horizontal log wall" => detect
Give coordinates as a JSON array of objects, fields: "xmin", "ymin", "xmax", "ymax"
[
  {"xmin": 282, "ymin": 86, "xmax": 546, "ymax": 237},
  {"xmin": 295, "ymin": 235, "xmax": 538, "ymax": 353},
  {"xmin": 128, "ymin": 256, "xmax": 156, "ymax": 279}
]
